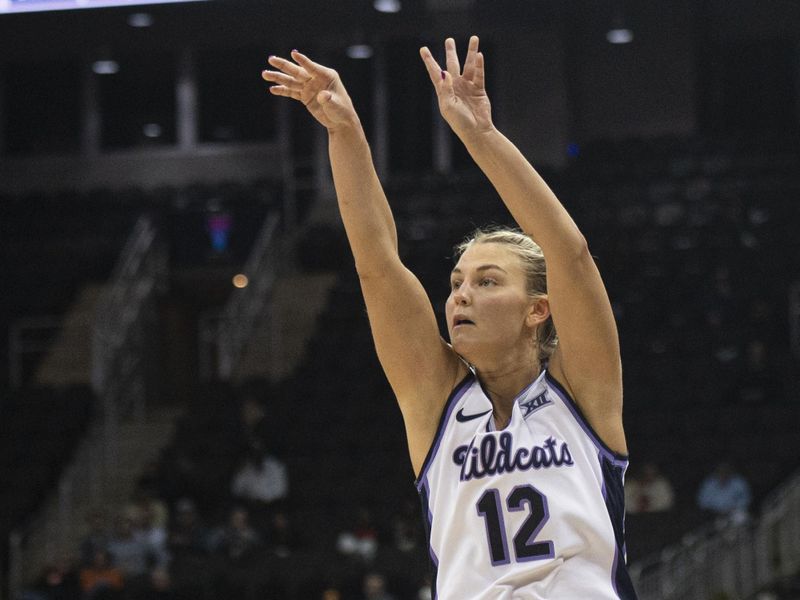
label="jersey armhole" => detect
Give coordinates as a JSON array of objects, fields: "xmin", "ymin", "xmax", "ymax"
[
  {"xmin": 414, "ymin": 372, "xmax": 474, "ymax": 489},
  {"xmin": 545, "ymin": 370, "xmax": 629, "ymax": 465}
]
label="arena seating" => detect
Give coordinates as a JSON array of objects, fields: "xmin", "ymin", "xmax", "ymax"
[{"xmin": 7, "ymin": 133, "xmax": 799, "ymax": 598}]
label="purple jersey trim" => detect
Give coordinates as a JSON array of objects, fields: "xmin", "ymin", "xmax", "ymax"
[
  {"xmin": 600, "ymin": 451, "xmax": 621, "ymax": 598},
  {"xmin": 415, "ymin": 372, "xmax": 474, "ymax": 490},
  {"xmin": 544, "ymin": 370, "xmax": 628, "ymax": 466},
  {"xmin": 418, "ymin": 476, "xmax": 439, "ymax": 599},
  {"xmin": 599, "ymin": 451, "xmax": 639, "ymax": 599}
]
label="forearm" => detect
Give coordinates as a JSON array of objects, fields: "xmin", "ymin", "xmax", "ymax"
[
  {"xmin": 327, "ymin": 124, "xmax": 399, "ymax": 276},
  {"xmin": 460, "ymin": 127, "xmax": 586, "ymax": 256}
]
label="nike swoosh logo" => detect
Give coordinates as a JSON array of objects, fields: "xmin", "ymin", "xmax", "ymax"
[{"xmin": 456, "ymin": 408, "xmax": 492, "ymax": 422}]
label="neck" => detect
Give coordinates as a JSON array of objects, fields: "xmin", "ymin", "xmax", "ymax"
[{"xmin": 474, "ymin": 348, "xmax": 541, "ymax": 428}]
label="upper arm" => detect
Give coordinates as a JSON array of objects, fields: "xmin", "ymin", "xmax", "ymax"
[
  {"xmin": 357, "ymin": 257, "xmax": 464, "ymax": 471},
  {"xmin": 545, "ymin": 239, "xmax": 626, "ymax": 453}
]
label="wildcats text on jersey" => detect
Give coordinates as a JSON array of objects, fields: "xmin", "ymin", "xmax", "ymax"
[{"xmin": 453, "ymin": 432, "xmax": 574, "ymax": 482}]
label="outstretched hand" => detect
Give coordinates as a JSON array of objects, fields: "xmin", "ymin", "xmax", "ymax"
[
  {"xmin": 262, "ymin": 50, "xmax": 360, "ymax": 132},
  {"xmin": 420, "ymin": 36, "xmax": 494, "ymax": 139}
]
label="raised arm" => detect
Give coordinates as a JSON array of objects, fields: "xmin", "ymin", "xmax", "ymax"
[
  {"xmin": 420, "ymin": 37, "xmax": 626, "ymax": 454},
  {"xmin": 263, "ymin": 51, "xmax": 464, "ymax": 473}
]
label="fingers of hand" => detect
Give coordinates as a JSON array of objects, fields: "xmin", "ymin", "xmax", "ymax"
[
  {"xmin": 290, "ymin": 49, "xmax": 335, "ymax": 80},
  {"xmin": 268, "ymin": 85, "xmax": 302, "ymax": 102},
  {"xmin": 473, "ymin": 52, "xmax": 485, "ymax": 90},
  {"xmin": 261, "ymin": 69, "xmax": 305, "ymax": 91},
  {"xmin": 444, "ymin": 37, "xmax": 461, "ymax": 76},
  {"xmin": 419, "ymin": 46, "xmax": 445, "ymax": 88},
  {"xmin": 267, "ymin": 55, "xmax": 310, "ymax": 81},
  {"xmin": 462, "ymin": 35, "xmax": 480, "ymax": 81}
]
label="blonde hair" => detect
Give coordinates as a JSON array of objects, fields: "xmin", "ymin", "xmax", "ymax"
[{"xmin": 455, "ymin": 227, "xmax": 558, "ymax": 360}]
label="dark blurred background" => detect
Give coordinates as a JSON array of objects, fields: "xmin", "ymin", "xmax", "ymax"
[{"xmin": 0, "ymin": 1, "xmax": 799, "ymax": 599}]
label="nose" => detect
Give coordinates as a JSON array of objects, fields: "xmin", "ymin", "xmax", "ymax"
[{"xmin": 453, "ymin": 285, "xmax": 471, "ymax": 306}]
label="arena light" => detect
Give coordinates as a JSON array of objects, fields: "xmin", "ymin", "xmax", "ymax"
[
  {"xmin": 142, "ymin": 123, "xmax": 163, "ymax": 138},
  {"xmin": 92, "ymin": 46, "xmax": 120, "ymax": 74},
  {"xmin": 346, "ymin": 44, "xmax": 374, "ymax": 60},
  {"xmin": 606, "ymin": 28, "xmax": 633, "ymax": 44},
  {"xmin": 373, "ymin": 0, "xmax": 401, "ymax": 13},
  {"xmin": 607, "ymin": 0, "xmax": 633, "ymax": 45},
  {"xmin": 127, "ymin": 12, "xmax": 154, "ymax": 27},
  {"xmin": 92, "ymin": 60, "xmax": 120, "ymax": 75},
  {"xmin": 232, "ymin": 274, "xmax": 249, "ymax": 289}
]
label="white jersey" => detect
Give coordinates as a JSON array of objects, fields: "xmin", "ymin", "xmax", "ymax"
[{"xmin": 416, "ymin": 367, "xmax": 637, "ymax": 600}]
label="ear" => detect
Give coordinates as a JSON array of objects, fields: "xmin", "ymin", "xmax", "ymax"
[{"xmin": 525, "ymin": 296, "xmax": 550, "ymax": 329}]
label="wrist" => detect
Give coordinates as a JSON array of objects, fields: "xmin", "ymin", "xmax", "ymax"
[
  {"xmin": 327, "ymin": 114, "xmax": 363, "ymax": 137},
  {"xmin": 458, "ymin": 123, "xmax": 499, "ymax": 147}
]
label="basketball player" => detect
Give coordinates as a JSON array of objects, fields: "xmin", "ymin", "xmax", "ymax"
[{"xmin": 263, "ymin": 36, "xmax": 637, "ymax": 599}]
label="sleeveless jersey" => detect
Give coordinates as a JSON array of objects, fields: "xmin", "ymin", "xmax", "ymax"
[{"xmin": 415, "ymin": 368, "xmax": 638, "ymax": 600}]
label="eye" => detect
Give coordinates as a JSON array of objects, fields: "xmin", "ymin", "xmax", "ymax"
[
  {"xmin": 451, "ymin": 280, "xmax": 462, "ymax": 291},
  {"xmin": 480, "ymin": 278, "xmax": 497, "ymax": 287}
]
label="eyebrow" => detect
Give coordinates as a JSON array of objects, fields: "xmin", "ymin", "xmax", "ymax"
[{"xmin": 451, "ymin": 264, "xmax": 508, "ymax": 276}]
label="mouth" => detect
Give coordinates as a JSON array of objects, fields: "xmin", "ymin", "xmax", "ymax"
[{"xmin": 453, "ymin": 317, "xmax": 475, "ymax": 328}]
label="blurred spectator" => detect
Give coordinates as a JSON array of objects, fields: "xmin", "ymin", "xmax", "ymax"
[
  {"xmin": 140, "ymin": 567, "xmax": 177, "ymax": 600},
  {"xmin": 361, "ymin": 572, "xmax": 396, "ymax": 600},
  {"xmin": 230, "ymin": 442, "xmax": 289, "ymax": 526},
  {"xmin": 268, "ymin": 509, "xmax": 301, "ymax": 558},
  {"xmin": 625, "ymin": 462, "xmax": 675, "ymax": 514},
  {"xmin": 697, "ymin": 462, "xmax": 752, "ymax": 522},
  {"xmin": 238, "ymin": 393, "xmax": 270, "ymax": 446},
  {"xmin": 79, "ymin": 509, "xmax": 111, "ymax": 568},
  {"xmin": 126, "ymin": 486, "xmax": 169, "ymax": 531},
  {"xmin": 167, "ymin": 497, "xmax": 211, "ymax": 556},
  {"xmin": 132, "ymin": 502, "xmax": 170, "ymax": 568},
  {"xmin": 207, "ymin": 506, "xmax": 265, "ymax": 600},
  {"xmin": 416, "ymin": 575, "xmax": 433, "ymax": 600},
  {"xmin": 209, "ymin": 505, "xmax": 263, "ymax": 564},
  {"xmin": 337, "ymin": 507, "xmax": 379, "ymax": 563},
  {"xmin": 321, "ymin": 584, "xmax": 343, "ymax": 600},
  {"xmin": 392, "ymin": 501, "xmax": 422, "ymax": 553},
  {"xmin": 79, "ymin": 550, "xmax": 124, "ymax": 600},
  {"xmin": 107, "ymin": 513, "xmax": 159, "ymax": 584},
  {"xmin": 22, "ymin": 560, "xmax": 81, "ymax": 600}
]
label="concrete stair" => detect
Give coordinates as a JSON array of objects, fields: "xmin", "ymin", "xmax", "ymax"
[
  {"xmin": 19, "ymin": 405, "xmax": 182, "ymax": 582},
  {"xmin": 34, "ymin": 283, "xmax": 105, "ymax": 386}
]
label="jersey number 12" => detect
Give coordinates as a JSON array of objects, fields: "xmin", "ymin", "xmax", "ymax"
[{"xmin": 476, "ymin": 484, "xmax": 554, "ymax": 566}]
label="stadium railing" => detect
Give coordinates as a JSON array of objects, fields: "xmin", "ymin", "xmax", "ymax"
[
  {"xmin": 7, "ymin": 214, "xmax": 167, "ymax": 596},
  {"xmin": 631, "ymin": 469, "xmax": 800, "ymax": 600}
]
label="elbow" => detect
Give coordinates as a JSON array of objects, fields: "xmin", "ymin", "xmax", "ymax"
[
  {"xmin": 354, "ymin": 255, "xmax": 395, "ymax": 281},
  {"xmin": 351, "ymin": 240, "xmax": 399, "ymax": 281},
  {"xmin": 568, "ymin": 232, "xmax": 592, "ymax": 263},
  {"xmin": 355, "ymin": 265, "xmax": 387, "ymax": 282},
  {"xmin": 576, "ymin": 233, "xmax": 591, "ymax": 257}
]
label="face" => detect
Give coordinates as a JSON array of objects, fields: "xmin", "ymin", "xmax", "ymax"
[{"xmin": 446, "ymin": 242, "xmax": 544, "ymax": 364}]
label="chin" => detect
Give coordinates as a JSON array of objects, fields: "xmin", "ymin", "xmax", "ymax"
[{"xmin": 451, "ymin": 338, "xmax": 480, "ymax": 365}]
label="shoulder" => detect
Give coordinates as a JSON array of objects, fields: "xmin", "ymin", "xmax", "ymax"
[
  {"xmin": 402, "ymin": 351, "xmax": 472, "ymax": 476},
  {"xmin": 412, "ymin": 367, "xmax": 480, "ymax": 480}
]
